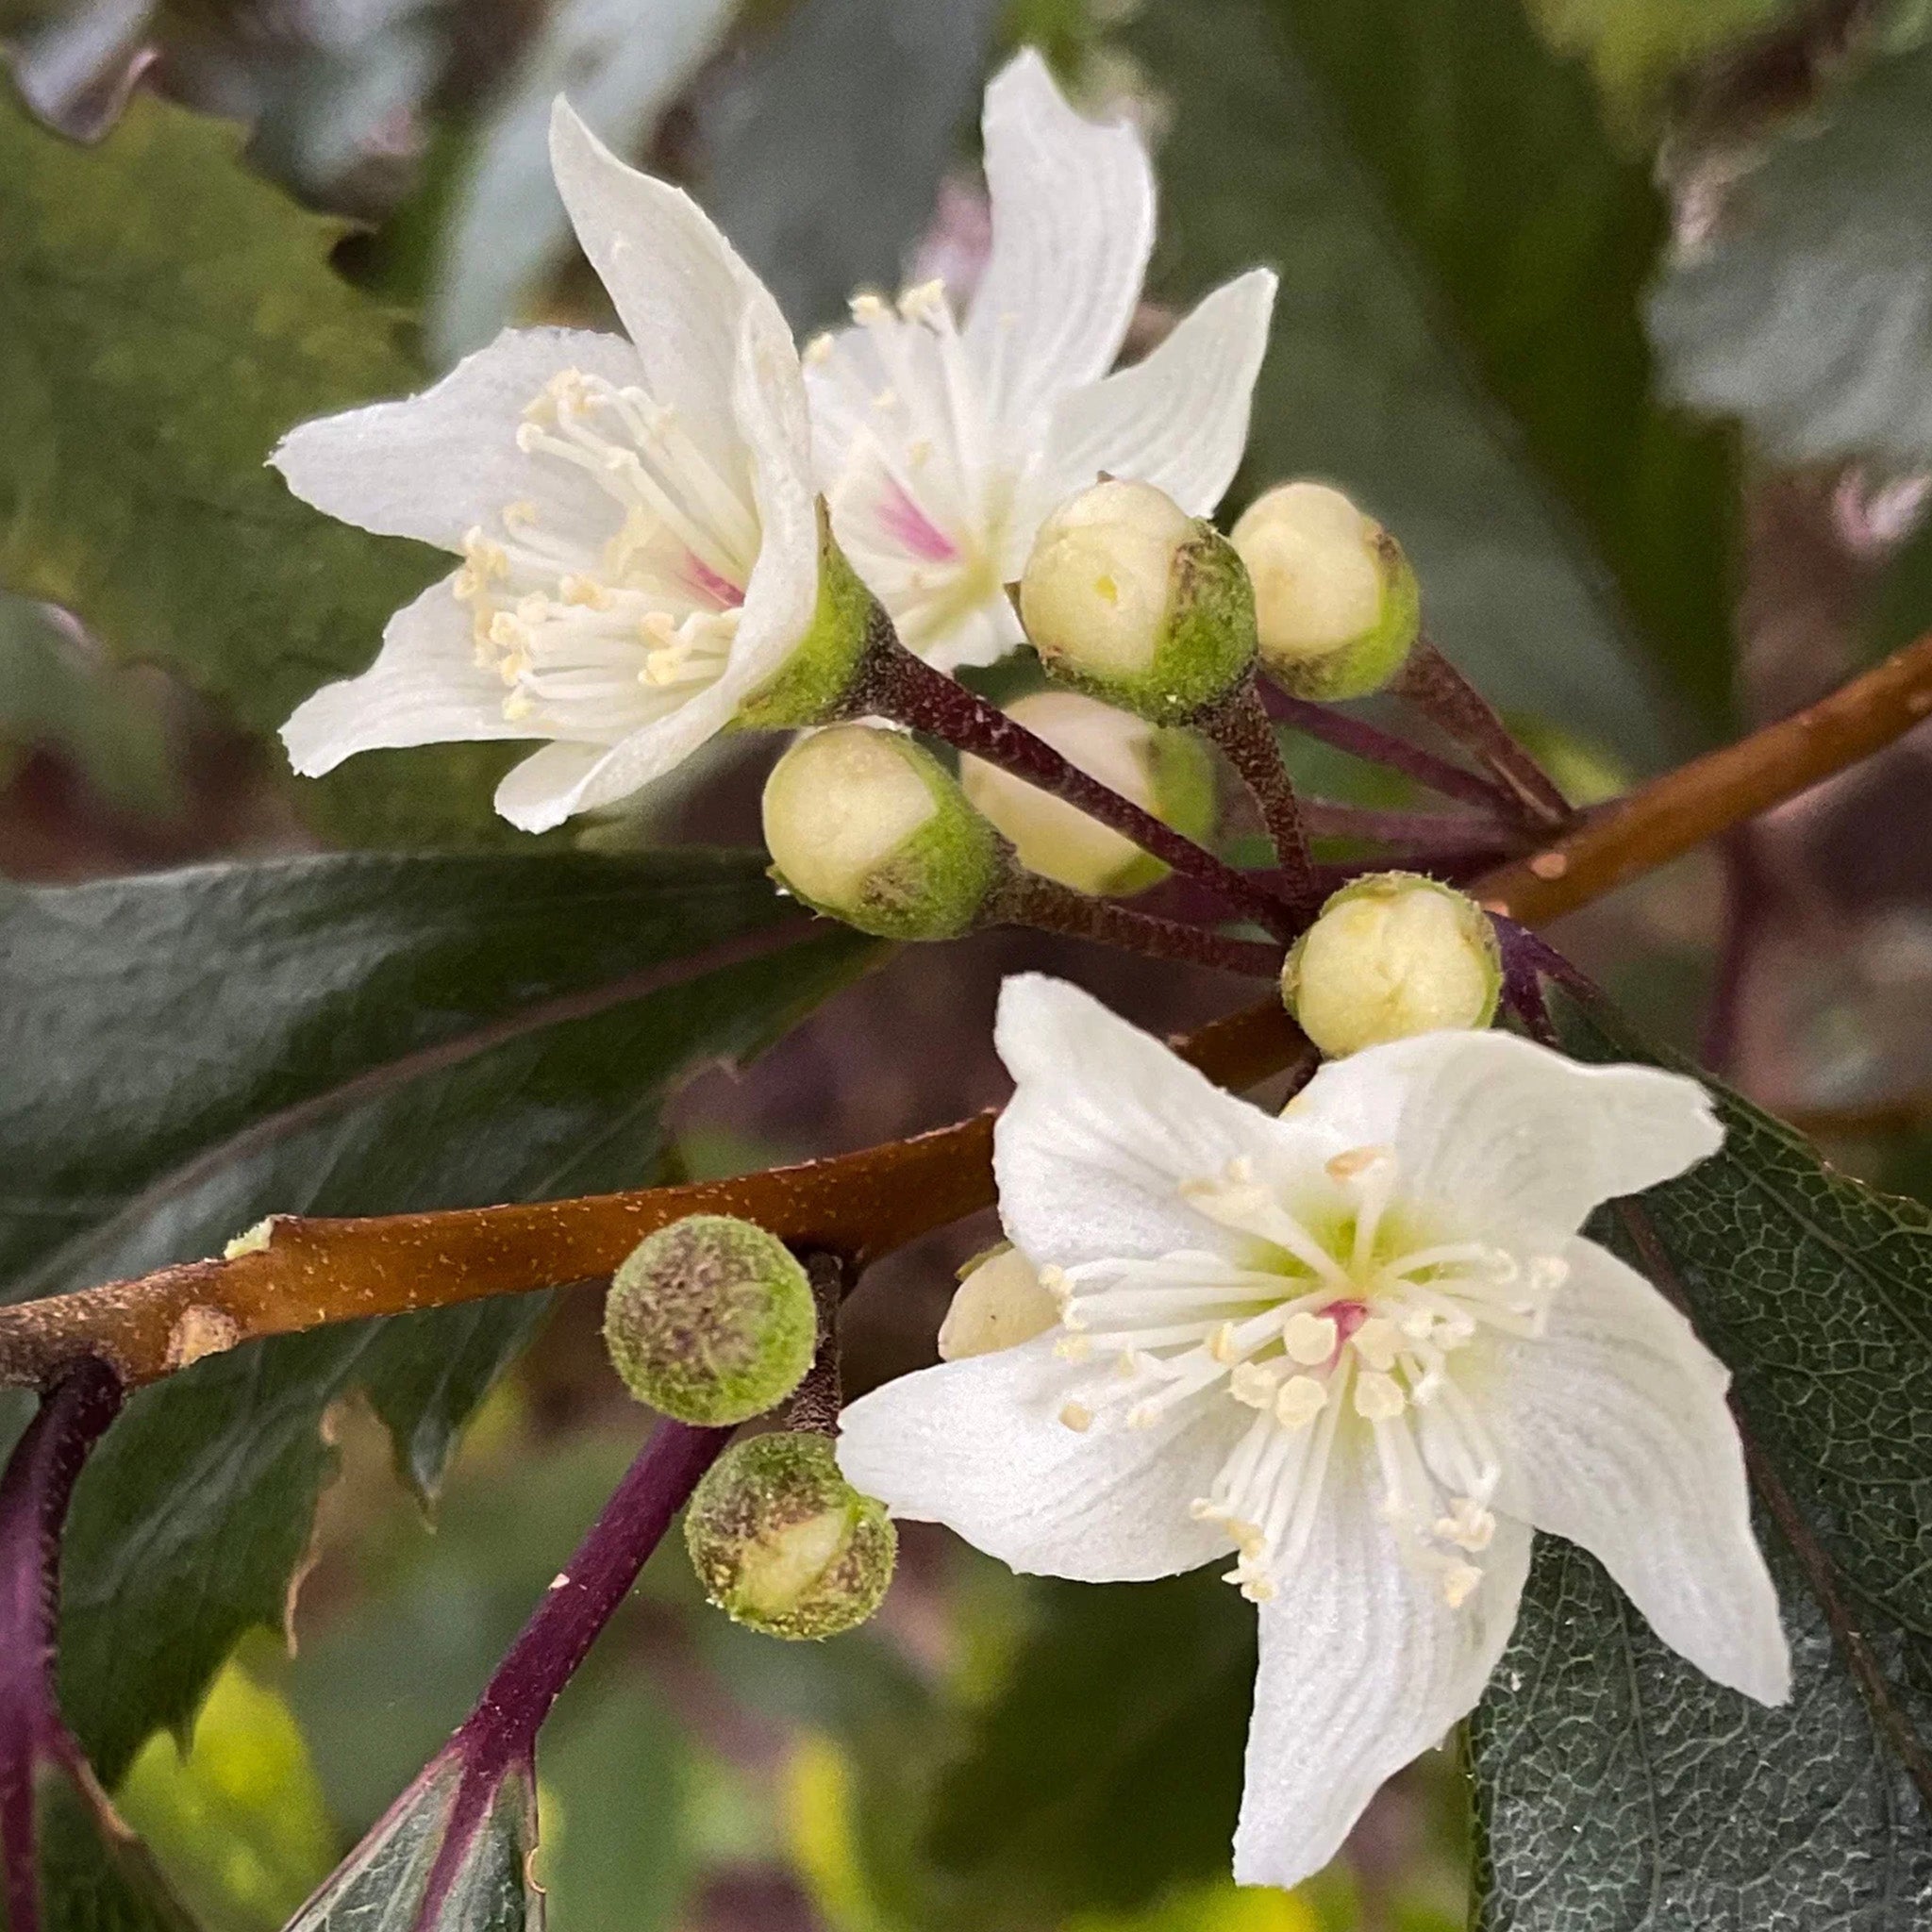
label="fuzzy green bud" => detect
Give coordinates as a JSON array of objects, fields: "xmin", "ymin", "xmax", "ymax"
[
  {"xmin": 937, "ymin": 1242, "xmax": 1060, "ymax": 1359},
  {"xmin": 685, "ymin": 1433, "xmax": 896, "ymax": 1640},
  {"xmin": 1281, "ymin": 872, "xmax": 1501, "ymax": 1058},
  {"xmin": 1019, "ymin": 480, "xmax": 1257, "ymax": 725},
  {"xmin": 1232, "ymin": 482, "xmax": 1420, "ymax": 701},
  {"xmin": 959, "ymin": 691, "xmax": 1215, "ymax": 898},
  {"xmin": 735, "ymin": 510, "xmax": 881, "ymax": 729},
  {"xmin": 761, "ymin": 724, "xmax": 1006, "ymax": 940},
  {"xmin": 604, "ymin": 1215, "xmax": 816, "ymax": 1425}
]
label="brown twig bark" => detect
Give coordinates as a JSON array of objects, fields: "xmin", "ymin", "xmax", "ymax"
[
  {"xmin": 1476, "ymin": 630, "xmax": 1932, "ymax": 924},
  {"xmin": 6, "ymin": 633, "xmax": 1932, "ymax": 1392}
]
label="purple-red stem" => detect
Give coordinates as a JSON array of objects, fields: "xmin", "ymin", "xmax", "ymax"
[
  {"xmin": 0, "ymin": 1358, "xmax": 125, "ymax": 1932},
  {"xmin": 413, "ymin": 1420, "xmax": 729, "ymax": 1926},
  {"xmin": 991, "ymin": 872, "xmax": 1283, "ymax": 977},
  {"xmin": 855, "ymin": 639, "xmax": 1303, "ymax": 943},
  {"xmin": 1257, "ymin": 681, "xmax": 1515, "ymax": 815},
  {"xmin": 1199, "ymin": 682, "xmax": 1319, "ymax": 911},
  {"xmin": 1391, "ymin": 640, "xmax": 1572, "ymax": 829}
]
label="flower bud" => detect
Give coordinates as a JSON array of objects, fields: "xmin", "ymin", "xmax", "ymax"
[
  {"xmin": 958, "ymin": 691, "xmax": 1215, "ymax": 897},
  {"xmin": 1281, "ymin": 872, "xmax": 1501, "ymax": 1057},
  {"xmin": 686, "ymin": 1432, "xmax": 896, "ymax": 1641},
  {"xmin": 604, "ymin": 1215, "xmax": 816, "ymax": 1425},
  {"xmin": 1231, "ymin": 482, "xmax": 1420, "ymax": 701},
  {"xmin": 1019, "ymin": 479, "xmax": 1256, "ymax": 725},
  {"xmin": 761, "ymin": 724, "xmax": 1006, "ymax": 940},
  {"xmin": 937, "ymin": 1243, "xmax": 1059, "ymax": 1359}
]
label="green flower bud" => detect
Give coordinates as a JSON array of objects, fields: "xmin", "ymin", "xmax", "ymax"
[
  {"xmin": 1281, "ymin": 872, "xmax": 1502, "ymax": 1058},
  {"xmin": 736, "ymin": 510, "xmax": 882, "ymax": 729},
  {"xmin": 761, "ymin": 724, "xmax": 1006, "ymax": 940},
  {"xmin": 1231, "ymin": 482, "xmax": 1420, "ymax": 701},
  {"xmin": 685, "ymin": 1432, "xmax": 896, "ymax": 1641},
  {"xmin": 1019, "ymin": 480, "xmax": 1257, "ymax": 725},
  {"xmin": 604, "ymin": 1215, "xmax": 816, "ymax": 1425},
  {"xmin": 958, "ymin": 691, "xmax": 1216, "ymax": 898},
  {"xmin": 937, "ymin": 1242, "xmax": 1060, "ymax": 1359}
]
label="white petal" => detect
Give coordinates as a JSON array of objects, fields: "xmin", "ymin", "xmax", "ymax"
[
  {"xmin": 1233, "ymin": 1459, "xmax": 1531, "ymax": 1890},
  {"xmin": 1293, "ymin": 1029, "xmax": 1723, "ymax": 1248},
  {"xmin": 993, "ymin": 975, "xmax": 1342, "ymax": 1270},
  {"xmin": 271, "ymin": 327, "xmax": 643, "ymax": 550},
  {"xmin": 1024, "ymin": 269, "xmax": 1277, "ymax": 545},
  {"xmin": 724, "ymin": 298, "xmax": 822, "ymax": 694},
  {"xmin": 490, "ymin": 681, "xmax": 740, "ymax": 834},
  {"xmin": 964, "ymin": 49, "xmax": 1155, "ymax": 436},
  {"xmin": 280, "ymin": 576, "xmax": 532, "ymax": 776},
  {"xmin": 549, "ymin": 96, "xmax": 787, "ymax": 467},
  {"xmin": 835, "ymin": 1336, "xmax": 1236, "ymax": 1582},
  {"xmin": 922, "ymin": 592, "xmax": 1026, "ymax": 674},
  {"xmin": 1488, "ymin": 1237, "xmax": 1790, "ymax": 1706}
]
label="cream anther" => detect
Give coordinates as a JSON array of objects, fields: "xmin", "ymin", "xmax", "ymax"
[
  {"xmin": 1274, "ymin": 1375, "xmax": 1328, "ymax": 1429},
  {"xmin": 1442, "ymin": 1563, "xmax": 1483, "ymax": 1608},
  {"xmin": 1058, "ymin": 1401, "xmax": 1093, "ymax": 1433},
  {"xmin": 1436, "ymin": 1498, "xmax": 1496, "ymax": 1552},
  {"xmin": 1351, "ymin": 1316, "xmax": 1402, "ymax": 1373},
  {"xmin": 1229, "ymin": 1362, "xmax": 1281, "ymax": 1407},
  {"xmin": 1354, "ymin": 1372, "xmax": 1407, "ymax": 1421},
  {"xmin": 1282, "ymin": 1312, "xmax": 1338, "ymax": 1365},
  {"xmin": 1324, "ymin": 1144, "xmax": 1390, "ymax": 1183}
]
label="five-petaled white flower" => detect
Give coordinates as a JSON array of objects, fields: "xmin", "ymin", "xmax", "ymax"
[
  {"xmin": 837, "ymin": 976, "xmax": 1790, "ymax": 1891},
  {"xmin": 274, "ymin": 100, "xmax": 820, "ymax": 832},
  {"xmin": 805, "ymin": 51, "xmax": 1276, "ymax": 674}
]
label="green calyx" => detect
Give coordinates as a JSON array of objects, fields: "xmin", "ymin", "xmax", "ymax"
[
  {"xmin": 1264, "ymin": 529, "xmax": 1420, "ymax": 703},
  {"xmin": 761, "ymin": 724, "xmax": 1008, "ymax": 941},
  {"xmin": 1042, "ymin": 523, "xmax": 1260, "ymax": 728},
  {"xmin": 603, "ymin": 1215, "xmax": 816, "ymax": 1425},
  {"xmin": 684, "ymin": 1432, "xmax": 896, "ymax": 1641},
  {"xmin": 735, "ymin": 508, "xmax": 880, "ymax": 730}
]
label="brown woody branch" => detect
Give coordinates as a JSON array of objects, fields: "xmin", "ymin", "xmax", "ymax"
[{"xmin": 5, "ymin": 633, "xmax": 1931, "ymax": 1393}]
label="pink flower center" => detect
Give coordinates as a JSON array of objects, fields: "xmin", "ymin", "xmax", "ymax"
[
  {"xmin": 877, "ymin": 480, "xmax": 958, "ymax": 563},
  {"xmin": 686, "ymin": 555, "xmax": 745, "ymax": 609}
]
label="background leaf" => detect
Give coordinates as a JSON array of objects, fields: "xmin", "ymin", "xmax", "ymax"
[
  {"xmin": 0, "ymin": 852, "xmax": 877, "ymax": 1783},
  {"xmin": 1133, "ymin": 0, "xmax": 1731, "ymax": 751},
  {"xmin": 690, "ymin": 0, "xmax": 1003, "ymax": 331},
  {"xmin": 1645, "ymin": 42, "xmax": 1932, "ymax": 471},
  {"xmin": 1648, "ymin": 39, "xmax": 1932, "ymax": 472},
  {"xmin": 0, "ymin": 86, "xmax": 514, "ymax": 843},
  {"xmin": 1468, "ymin": 998, "xmax": 1932, "ymax": 1926}
]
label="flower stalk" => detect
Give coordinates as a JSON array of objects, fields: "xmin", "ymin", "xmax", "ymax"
[
  {"xmin": 989, "ymin": 870, "xmax": 1285, "ymax": 976},
  {"xmin": 1196, "ymin": 680, "xmax": 1319, "ymax": 910},
  {"xmin": 848, "ymin": 629, "xmax": 1302, "ymax": 942},
  {"xmin": 1389, "ymin": 639, "xmax": 1573, "ymax": 829}
]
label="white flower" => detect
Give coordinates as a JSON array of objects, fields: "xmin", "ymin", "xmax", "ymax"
[
  {"xmin": 838, "ymin": 976, "xmax": 1790, "ymax": 1891},
  {"xmin": 804, "ymin": 50, "xmax": 1276, "ymax": 673},
  {"xmin": 273, "ymin": 99, "xmax": 821, "ymax": 833}
]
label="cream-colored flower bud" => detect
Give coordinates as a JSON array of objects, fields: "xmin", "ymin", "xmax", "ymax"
[
  {"xmin": 1232, "ymin": 482, "xmax": 1420, "ymax": 701},
  {"xmin": 1019, "ymin": 479, "xmax": 1256, "ymax": 724},
  {"xmin": 937, "ymin": 1243, "xmax": 1060, "ymax": 1359},
  {"xmin": 1281, "ymin": 872, "xmax": 1501, "ymax": 1057},
  {"xmin": 687, "ymin": 1433, "xmax": 896, "ymax": 1641},
  {"xmin": 761, "ymin": 724, "xmax": 1005, "ymax": 941},
  {"xmin": 958, "ymin": 691, "xmax": 1215, "ymax": 897}
]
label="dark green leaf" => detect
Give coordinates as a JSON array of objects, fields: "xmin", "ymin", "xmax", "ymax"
[
  {"xmin": 283, "ymin": 1757, "xmax": 538, "ymax": 1932},
  {"xmin": 26, "ymin": 1756, "xmax": 202, "ymax": 1932},
  {"xmin": 1468, "ymin": 997, "xmax": 1932, "ymax": 1926},
  {"xmin": 691, "ymin": 0, "xmax": 1003, "ymax": 332},
  {"xmin": 0, "ymin": 86, "xmax": 514, "ymax": 843},
  {"xmin": 0, "ymin": 852, "xmax": 876, "ymax": 1782},
  {"xmin": 1649, "ymin": 41, "xmax": 1932, "ymax": 470},
  {"xmin": 924, "ymin": 1574, "xmax": 1255, "ymax": 1922},
  {"xmin": 1133, "ymin": 0, "xmax": 1729, "ymax": 751}
]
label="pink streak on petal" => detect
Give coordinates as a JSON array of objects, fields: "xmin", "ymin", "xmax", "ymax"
[
  {"xmin": 686, "ymin": 556, "xmax": 744, "ymax": 608},
  {"xmin": 877, "ymin": 480, "xmax": 959, "ymax": 563}
]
